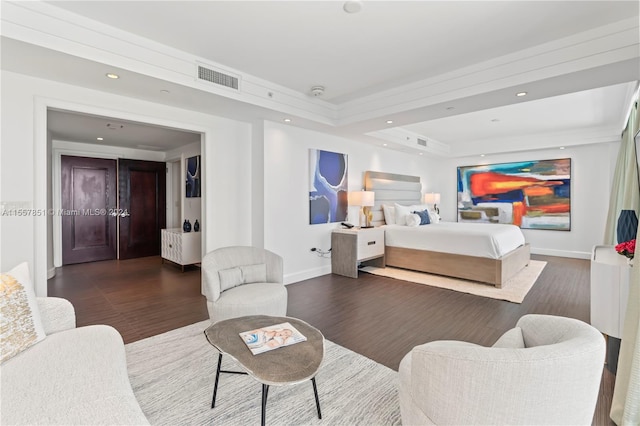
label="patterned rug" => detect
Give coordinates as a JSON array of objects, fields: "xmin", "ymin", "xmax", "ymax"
[
  {"xmin": 361, "ymin": 260, "xmax": 546, "ymax": 303},
  {"xmin": 126, "ymin": 320, "xmax": 401, "ymax": 425}
]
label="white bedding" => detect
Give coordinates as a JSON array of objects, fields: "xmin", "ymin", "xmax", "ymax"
[{"xmin": 383, "ymin": 222, "xmax": 525, "ymax": 259}]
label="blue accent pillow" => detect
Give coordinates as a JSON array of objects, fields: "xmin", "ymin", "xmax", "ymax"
[{"xmin": 413, "ymin": 210, "xmax": 431, "ymax": 225}]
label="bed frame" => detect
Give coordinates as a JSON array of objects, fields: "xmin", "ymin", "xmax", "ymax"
[{"xmin": 364, "ymin": 171, "xmax": 530, "ymax": 288}]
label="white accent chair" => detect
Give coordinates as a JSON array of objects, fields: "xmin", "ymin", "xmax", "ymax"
[
  {"xmin": 398, "ymin": 314, "xmax": 606, "ymax": 425},
  {"xmin": 201, "ymin": 246, "xmax": 287, "ymax": 323}
]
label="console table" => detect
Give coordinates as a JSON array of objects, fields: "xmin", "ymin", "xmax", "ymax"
[
  {"xmin": 161, "ymin": 228, "xmax": 201, "ymax": 271},
  {"xmin": 590, "ymin": 244, "xmax": 631, "ymax": 373}
]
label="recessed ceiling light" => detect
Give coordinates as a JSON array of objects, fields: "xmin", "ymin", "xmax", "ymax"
[
  {"xmin": 386, "ymin": 120, "xmax": 393, "ymax": 124},
  {"xmin": 343, "ymin": 1, "xmax": 362, "ymax": 13},
  {"xmin": 283, "ymin": 118, "xmax": 291, "ymax": 123},
  {"xmin": 160, "ymin": 89, "xmax": 170, "ymax": 94},
  {"xmin": 96, "ymin": 137, "xmax": 104, "ymax": 141},
  {"xmin": 491, "ymin": 118, "xmax": 500, "ymax": 122},
  {"xmin": 516, "ymin": 91, "xmax": 528, "ymax": 97},
  {"xmin": 106, "ymin": 73, "xmax": 119, "ymax": 79},
  {"xmin": 559, "ymin": 146, "xmax": 565, "ymax": 150},
  {"xmin": 383, "ymin": 143, "xmax": 388, "ymax": 147},
  {"xmin": 480, "ymin": 154, "xmax": 486, "ymax": 157},
  {"xmin": 419, "ymin": 153, "xmax": 423, "ymax": 156},
  {"xmin": 446, "ymin": 106, "xmax": 455, "ymax": 111}
]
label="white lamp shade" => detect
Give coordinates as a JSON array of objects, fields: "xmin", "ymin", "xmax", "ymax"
[
  {"xmin": 348, "ymin": 190, "xmax": 375, "ymax": 207},
  {"xmin": 424, "ymin": 192, "xmax": 441, "ymax": 204}
]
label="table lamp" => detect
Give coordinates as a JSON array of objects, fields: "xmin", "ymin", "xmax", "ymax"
[
  {"xmin": 424, "ymin": 192, "xmax": 441, "ymax": 214},
  {"xmin": 348, "ymin": 191, "xmax": 375, "ymax": 228}
]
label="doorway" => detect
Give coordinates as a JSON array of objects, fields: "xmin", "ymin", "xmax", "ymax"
[
  {"xmin": 40, "ymin": 105, "xmax": 205, "ymax": 291},
  {"xmin": 61, "ymin": 155, "xmax": 166, "ymax": 265}
]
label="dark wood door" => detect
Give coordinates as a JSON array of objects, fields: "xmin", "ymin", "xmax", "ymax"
[
  {"xmin": 118, "ymin": 159, "xmax": 166, "ymax": 260},
  {"xmin": 61, "ymin": 156, "xmax": 117, "ymax": 265}
]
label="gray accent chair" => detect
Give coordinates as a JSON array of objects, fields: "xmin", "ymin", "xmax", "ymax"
[
  {"xmin": 399, "ymin": 314, "xmax": 605, "ymax": 425},
  {"xmin": 201, "ymin": 246, "xmax": 287, "ymax": 323}
]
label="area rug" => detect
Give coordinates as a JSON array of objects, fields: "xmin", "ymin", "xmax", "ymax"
[
  {"xmin": 361, "ymin": 260, "xmax": 546, "ymax": 303},
  {"xmin": 126, "ymin": 320, "xmax": 401, "ymax": 426}
]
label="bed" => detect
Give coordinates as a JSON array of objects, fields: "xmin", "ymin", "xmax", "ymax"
[{"xmin": 364, "ymin": 171, "xmax": 530, "ymax": 288}]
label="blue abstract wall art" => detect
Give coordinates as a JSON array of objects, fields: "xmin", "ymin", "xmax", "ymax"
[
  {"xmin": 309, "ymin": 149, "xmax": 348, "ymax": 224},
  {"xmin": 186, "ymin": 155, "xmax": 201, "ymax": 198}
]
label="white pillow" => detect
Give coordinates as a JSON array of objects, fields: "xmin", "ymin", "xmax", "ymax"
[
  {"xmin": 405, "ymin": 214, "xmax": 421, "ymax": 227},
  {"xmin": 428, "ymin": 210, "xmax": 441, "ymax": 223},
  {"xmin": 411, "ymin": 204, "xmax": 431, "ymax": 211},
  {"xmin": 382, "ymin": 204, "xmax": 396, "ymax": 225},
  {"xmin": 219, "ymin": 263, "xmax": 268, "ymax": 291},
  {"xmin": 240, "ymin": 263, "xmax": 267, "ymax": 284},
  {"xmin": 218, "ymin": 267, "xmax": 243, "ymax": 291},
  {"xmin": 394, "ymin": 203, "xmax": 412, "ymax": 226},
  {"xmin": 1, "ymin": 262, "xmax": 46, "ymax": 363}
]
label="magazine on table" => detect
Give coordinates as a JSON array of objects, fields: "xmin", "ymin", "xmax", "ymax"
[{"xmin": 239, "ymin": 322, "xmax": 307, "ymax": 355}]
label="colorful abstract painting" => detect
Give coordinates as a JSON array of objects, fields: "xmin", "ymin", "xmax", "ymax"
[
  {"xmin": 457, "ymin": 158, "xmax": 571, "ymax": 230},
  {"xmin": 309, "ymin": 149, "xmax": 348, "ymax": 224}
]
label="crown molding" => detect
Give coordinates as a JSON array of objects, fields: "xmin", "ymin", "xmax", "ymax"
[
  {"xmin": 451, "ymin": 126, "xmax": 622, "ymax": 158},
  {"xmin": 2, "ymin": 1, "xmax": 638, "ymax": 136},
  {"xmin": 337, "ymin": 18, "xmax": 639, "ymax": 125},
  {"xmin": 1, "ymin": 1, "xmax": 338, "ymax": 125}
]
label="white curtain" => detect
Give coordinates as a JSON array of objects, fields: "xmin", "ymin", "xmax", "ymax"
[
  {"xmin": 610, "ymin": 99, "xmax": 640, "ymax": 425},
  {"xmin": 604, "ymin": 102, "xmax": 640, "ymax": 245}
]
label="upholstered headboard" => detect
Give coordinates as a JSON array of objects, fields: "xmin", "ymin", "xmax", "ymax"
[{"xmin": 364, "ymin": 171, "xmax": 422, "ymax": 227}]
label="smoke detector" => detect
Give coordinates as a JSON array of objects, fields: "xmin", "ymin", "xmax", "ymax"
[
  {"xmin": 310, "ymin": 86, "xmax": 325, "ymax": 97},
  {"xmin": 343, "ymin": 1, "xmax": 362, "ymax": 13}
]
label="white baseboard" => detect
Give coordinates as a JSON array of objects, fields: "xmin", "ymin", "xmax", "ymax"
[
  {"xmin": 530, "ymin": 247, "xmax": 591, "ymax": 259},
  {"xmin": 284, "ymin": 265, "xmax": 332, "ymax": 285},
  {"xmin": 47, "ymin": 267, "xmax": 56, "ymax": 279}
]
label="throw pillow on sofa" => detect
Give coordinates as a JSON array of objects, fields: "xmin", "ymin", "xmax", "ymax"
[{"xmin": 0, "ymin": 262, "xmax": 46, "ymax": 363}]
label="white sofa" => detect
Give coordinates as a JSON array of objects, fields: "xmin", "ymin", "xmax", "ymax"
[
  {"xmin": 399, "ymin": 314, "xmax": 606, "ymax": 425},
  {"xmin": 1, "ymin": 297, "xmax": 148, "ymax": 425}
]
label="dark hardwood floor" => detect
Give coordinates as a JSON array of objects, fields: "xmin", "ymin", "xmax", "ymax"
[
  {"xmin": 48, "ymin": 254, "xmax": 614, "ymax": 425},
  {"xmin": 47, "ymin": 257, "xmax": 207, "ymax": 342}
]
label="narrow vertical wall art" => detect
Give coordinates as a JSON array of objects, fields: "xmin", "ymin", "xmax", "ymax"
[
  {"xmin": 309, "ymin": 149, "xmax": 348, "ymax": 224},
  {"xmin": 186, "ymin": 155, "xmax": 201, "ymax": 198}
]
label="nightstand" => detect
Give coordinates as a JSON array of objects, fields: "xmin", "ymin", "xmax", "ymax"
[{"xmin": 331, "ymin": 227, "xmax": 385, "ymax": 278}]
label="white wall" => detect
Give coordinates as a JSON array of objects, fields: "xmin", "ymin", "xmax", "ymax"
[
  {"xmin": 1, "ymin": 71, "xmax": 622, "ymax": 295},
  {"xmin": 263, "ymin": 121, "xmax": 438, "ymax": 283},
  {"xmin": 443, "ymin": 142, "xmax": 620, "ymax": 258},
  {"xmin": 1, "ymin": 71, "xmax": 252, "ymax": 295}
]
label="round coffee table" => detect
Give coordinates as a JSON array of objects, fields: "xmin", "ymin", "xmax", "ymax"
[{"xmin": 204, "ymin": 315, "xmax": 325, "ymax": 426}]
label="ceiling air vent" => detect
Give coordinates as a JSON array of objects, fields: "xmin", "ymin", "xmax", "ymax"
[
  {"xmin": 417, "ymin": 138, "xmax": 427, "ymax": 147},
  {"xmin": 197, "ymin": 65, "xmax": 239, "ymax": 90}
]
